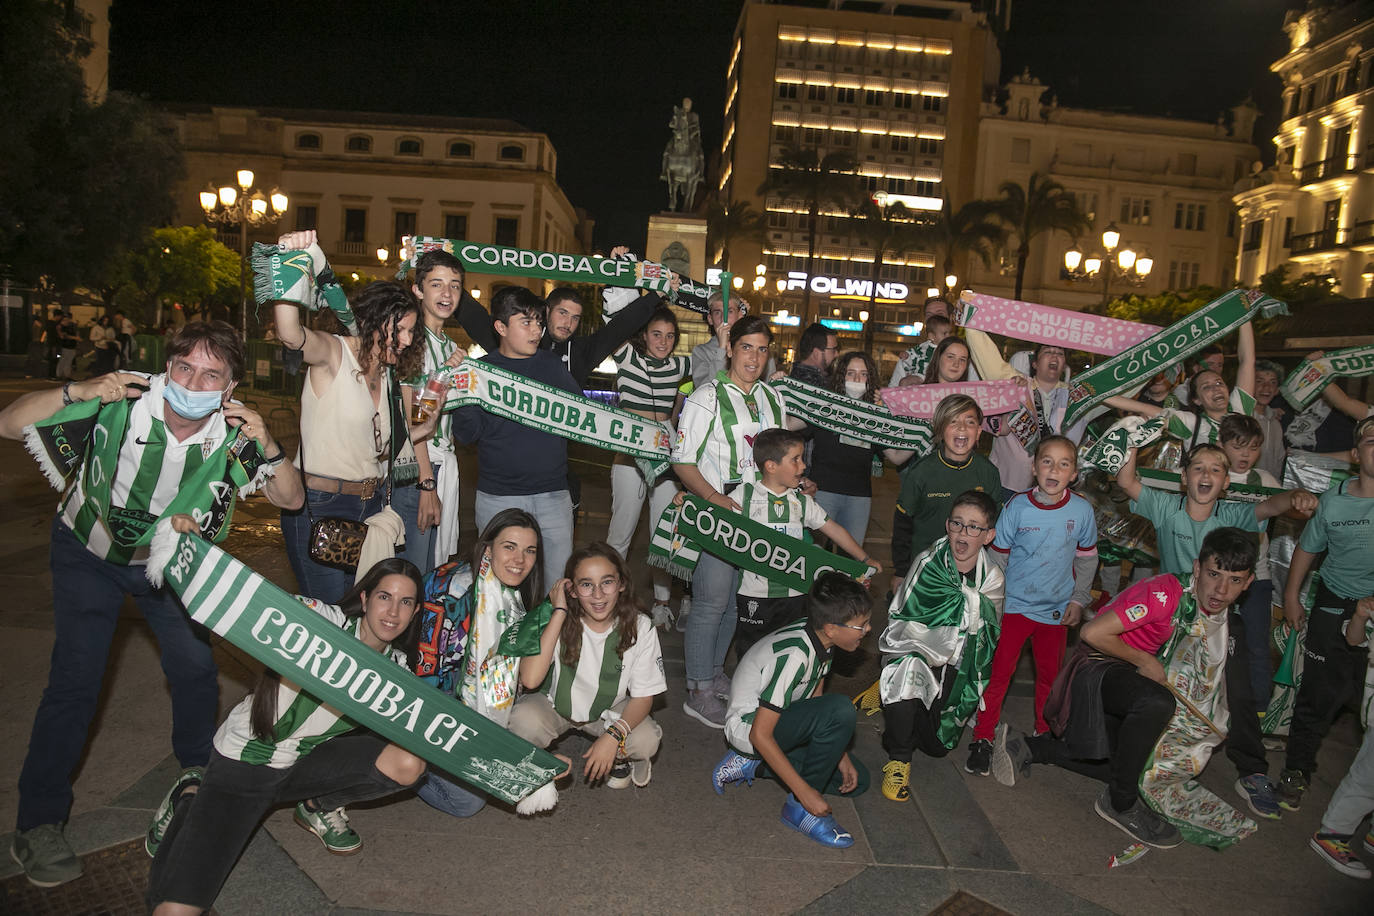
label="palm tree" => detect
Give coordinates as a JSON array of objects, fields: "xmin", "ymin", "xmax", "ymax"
[
  {"xmin": 995, "ymin": 171, "xmax": 1092, "ymax": 301},
  {"xmin": 759, "ymin": 145, "xmax": 862, "ymax": 327},
  {"xmin": 705, "ymin": 197, "xmax": 766, "ymax": 273},
  {"xmin": 923, "ymin": 196, "xmax": 1010, "ymax": 301},
  {"xmin": 850, "ymin": 199, "xmax": 931, "ymax": 350}
]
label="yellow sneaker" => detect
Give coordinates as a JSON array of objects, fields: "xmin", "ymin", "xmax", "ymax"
[
  {"xmin": 854, "ymin": 680, "xmax": 882, "ymax": 716},
  {"xmin": 881, "ymin": 759, "xmax": 911, "ymax": 802}
]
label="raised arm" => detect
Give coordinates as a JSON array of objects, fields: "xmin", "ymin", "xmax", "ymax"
[
  {"xmin": 456, "ymin": 287, "xmax": 498, "ymax": 352},
  {"xmin": 964, "ymin": 327, "xmax": 1020, "ymax": 381},
  {"xmin": 583, "ymin": 292, "xmax": 664, "ymax": 369},
  {"xmin": 1255, "ymin": 487, "xmax": 1318, "ymax": 522},
  {"xmin": 1234, "ymin": 321, "xmax": 1255, "ymax": 400},
  {"xmin": 1105, "ymin": 395, "xmax": 1163, "ymax": 419},
  {"xmin": 271, "ymin": 230, "xmax": 344, "ymax": 368},
  {"xmin": 519, "ymin": 587, "xmax": 570, "ymax": 690},
  {"xmin": 1115, "ymin": 446, "xmax": 1144, "ymax": 500},
  {"xmin": 0, "ymin": 373, "xmax": 145, "ymax": 439},
  {"xmin": 1322, "ymin": 383, "xmax": 1371, "ymax": 422}
]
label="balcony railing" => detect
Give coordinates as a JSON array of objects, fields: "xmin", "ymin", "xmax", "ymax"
[
  {"xmin": 336, "ymin": 240, "xmax": 368, "ymax": 257},
  {"xmin": 1298, "ymin": 154, "xmax": 1356, "ymax": 185},
  {"xmin": 1289, "ymin": 228, "xmax": 1343, "ymax": 255},
  {"xmin": 1349, "ymin": 219, "xmax": 1374, "ymax": 247}
]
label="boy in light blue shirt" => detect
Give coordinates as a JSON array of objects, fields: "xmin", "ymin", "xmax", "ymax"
[{"xmin": 966, "ymin": 436, "xmax": 1098, "ymax": 776}]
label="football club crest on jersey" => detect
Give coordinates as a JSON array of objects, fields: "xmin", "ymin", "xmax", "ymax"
[{"xmin": 1124, "ymin": 603, "xmax": 1149, "ymax": 623}]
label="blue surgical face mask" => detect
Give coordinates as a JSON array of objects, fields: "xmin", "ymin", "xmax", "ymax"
[{"xmin": 163, "ymin": 378, "xmax": 225, "ymax": 419}]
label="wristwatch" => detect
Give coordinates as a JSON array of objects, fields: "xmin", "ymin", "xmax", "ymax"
[{"xmin": 417, "ymin": 478, "xmax": 437, "ymax": 491}]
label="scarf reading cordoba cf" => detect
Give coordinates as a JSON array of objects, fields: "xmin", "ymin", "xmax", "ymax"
[
  {"xmin": 409, "ymin": 236, "xmax": 674, "ymax": 293},
  {"xmin": 1064, "ymin": 289, "xmax": 1287, "ymax": 427},
  {"xmin": 1280, "ymin": 344, "xmax": 1374, "ymax": 410},
  {"xmin": 145, "ymin": 523, "xmax": 563, "ymax": 805},
  {"xmin": 772, "ymin": 378, "xmax": 933, "ymax": 453},
  {"xmin": 1139, "ymin": 578, "xmax": 1257, "ymax": 848},
  {"xmin": 445, "ymin": 360, "xmax": 673, "ymax": 479},
  {"xmin": 647, "ymin": 495, "xmax": 869, "ymax": 591},
  {"xmin": 878, "ymin": 537, "xmax": 1004, "ymax": 749}
]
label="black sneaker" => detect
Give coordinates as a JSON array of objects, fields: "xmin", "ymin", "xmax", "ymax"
[
  {"xmin": 1093, "ymin": 789, "xmax": 1182, "ymax": 849},
  {"xmin": 965, "ymin": 738, "xmax": 992, "ymax": 776},
  {"xmin": 991, "ymin": 723, "xmax": 1032, "ymax": 787},
  {"xmin": 1277, "ymin": 768, "xmax": 1308, "ymax": 811}
]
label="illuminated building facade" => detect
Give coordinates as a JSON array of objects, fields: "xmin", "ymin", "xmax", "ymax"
[{"xmin": 1232, "ymin": 2, "xmax": 1374, "ymax": 298}]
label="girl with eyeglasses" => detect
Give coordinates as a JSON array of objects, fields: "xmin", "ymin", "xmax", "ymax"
[{"xmin": 507, "ymin": 542, "xmax": 666, "ymax": 789}]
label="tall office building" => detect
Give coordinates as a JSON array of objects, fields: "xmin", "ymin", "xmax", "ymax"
[
  {"xmin": 1233, "ymin": 1, "xmax": 1374, "ymax": 298},
  {"xmin": 719, "ymin": 1, "xmax": 1004, "ymax": 359}
]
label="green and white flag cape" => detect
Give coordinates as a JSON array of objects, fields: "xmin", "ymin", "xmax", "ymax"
[
  {"xmin": 1064, "ymin": 289, "xmax": 1287, "ymax": 427},
  {"xmin": 772, "ymin": 378, "xmax": 933, "ymax": 453},
  {"xmin": 409, "ymin": 236, "xmax": 674, "ymax": 293},
  {"xmin": 145, "ymin": 523, "xmax": 563, "ymax": 806},
  {"xmin": 1281, "ymin": 344, "xmax": 1374, "ymax": 410},
  {"xmin": 1133, "ymin": 467, "xmax": 1283, "ymax": 503},
  {"xmin": 445, "ymin": 360, "xmax": 673, "ymax": 478},
  {"xmin": 1139, "ymin": 579, "xmax": 1257, "ymax": 849},
  {"xmin": 878, "ymin": 537, "xmax": 1004, "ymax": 749},
  {"xmin": 647, "ymin": 495, "xmax": 869, "ymax": 591}
]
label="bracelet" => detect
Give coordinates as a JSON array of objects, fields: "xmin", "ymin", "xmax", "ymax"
[
  {"xmin": 61, "ymin": 381, "xmax": 75, "ymax": 406},
  {"xmin": 263, "ymin": 448, "xmax": 284, "ymax": 464}
]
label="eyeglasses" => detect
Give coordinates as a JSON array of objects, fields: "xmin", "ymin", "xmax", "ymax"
[
  {"xmin": 839, "ymin": 621, "xmax": 871, "ymax": 632},
  {"xmin": 946, "ymin": 518, "xmax": 991, "ymax": 536},
  {"xmin": 371, "ymin": 411, "xmax": 385, "ymax": 458},
  {"xmin": 574, "ymin": 576, "xmax": 621, "ymax": 596}
]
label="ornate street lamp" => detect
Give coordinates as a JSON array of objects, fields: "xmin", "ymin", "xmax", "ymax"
[
  {"xmin": 1062, "ymin": 222, "xmax": 1152, "ymax": 303},
  {"xmin": 200, "ymin": 169, "xmax": 288, "ymax": 339}
]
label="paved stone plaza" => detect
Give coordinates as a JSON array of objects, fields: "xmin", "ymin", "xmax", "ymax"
[{"xmin": 0, "ymin": 377, "xmax": 1368, "ymax": 915}]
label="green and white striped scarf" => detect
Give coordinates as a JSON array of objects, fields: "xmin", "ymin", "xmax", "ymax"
[
  {"xmin": 773, "ymin": 378, "xmax": 933, "ymax": 453},
  {"xmin": 647, "ymin": 494, "xmax": 867, "ymax": 590},
  {"xmin": 879, "ymin": 537, "xmax": 1004, "ymax": 749},
  {"xmin": 1281, "ymin": 344, "xmax": 1374, "ymax": 410},
  {"xmin": 25, "ymin": 385, "xmax": 267, "ymax": 564}
]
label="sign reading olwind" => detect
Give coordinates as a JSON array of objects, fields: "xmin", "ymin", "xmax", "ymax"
[{"xmin": 783, "ymin": 271, "xmax": 908, "ymax": 303}]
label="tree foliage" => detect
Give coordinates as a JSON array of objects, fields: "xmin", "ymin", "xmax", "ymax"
[
  {"xmin": 107, "ymin": 226, "xmax": 240, "ymax": 325},
  {"xmin": 0, "ymin": 0, "xmax": 183, "ymax": 291},
  {"xmin": 759, "ymin": 146, "xmax": 862, "ymax": 326},
  {"xmin": 851, "ymin": 200, "xmax": 928, "ymax": 348},
  {"xmin": 994, "ymin": 172, "xmax": 1092, "ymax": 301},
  {"xmin": 706, "ymin": 197, "xmax": 766, "ymax": 273},
  {"xmin": 921, "ymin": 197, "xmax": 1010, "ymax": 298},
  {"xmin": 1093, "ymin": 286, "xmax": 1226, "ymax": 327},
  {"xmin": 1256, "ymin": 264, "xmax": 1347, "ymax": 309}
]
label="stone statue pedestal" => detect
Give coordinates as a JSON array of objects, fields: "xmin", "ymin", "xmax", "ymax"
[{"xmin": 646, "ymin": 213, "xmax": 707, "ymax": 280}]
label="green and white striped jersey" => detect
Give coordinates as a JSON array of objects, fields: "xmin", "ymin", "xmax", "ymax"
[
  {"xmin": 213, "ymin": 597, "xmax": 407, "ymax": 768},
  {"xmin": 724, "ymin": 619, "xmax": 831, "ymax": 755},
  {"xmin": 59, "ymin": 375, "xmax": 262, "ymax": 565},
  {"xmin": 672, "ymin": 373, "xmax": 787, "ymax": 490},
  {"xmin": 726, "ymin": 482, "xmax": 830, "ymax": 598}
]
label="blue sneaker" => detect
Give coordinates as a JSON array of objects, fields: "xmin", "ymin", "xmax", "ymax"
[
  {"xmin": 780, "ymin": 794, "xmax": 854, "ymax": 848},
  {"xmin": 712, "ymin": 751, "xmax": 760, "ymax": 794},
  {"xmin": 1235, "ymin": 774, "xmax": 1281, "ymax": 820}
]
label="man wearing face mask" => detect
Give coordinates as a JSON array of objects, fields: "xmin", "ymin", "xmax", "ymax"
[{"xmin": 0, "ymin": 322, "xmax": 304, "ymax": 889}]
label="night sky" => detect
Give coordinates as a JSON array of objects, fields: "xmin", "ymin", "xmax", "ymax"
[{"xmin": 110, "ymin": 0, "xmax": 1301, "ymax": 252}]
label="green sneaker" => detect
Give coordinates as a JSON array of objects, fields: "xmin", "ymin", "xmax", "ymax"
[
  {"xmin": 10, "ymin": 823, "xmax": 82, "ymax": 887},
  {"xmin": 145, "ymin": 766, "xmax": 204, "ymax": 857},
  {"xmin": 293, "ymin": 802, "xmax": 362, "ymax": 855}
]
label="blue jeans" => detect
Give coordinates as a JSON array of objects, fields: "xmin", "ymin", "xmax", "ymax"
[
  {"xmin": 814, "ymin": 491, "xmax": 872, "ymax": 548},
  {"xmin": 685, "ymin": 551, "xmax": 739, "ymax": 687},
  {"xmin": 392, "ymin": 481, "xmax": 437, "ymax": 577},
  {"xmin": 475, "ymin": 490, "xmax": 572, "ymax": 593},
  {"xmin": 281, "ymin": 487, "xmax": 385, "ymax": 603},
  {"xmin": 17, "ymin": 518, "xmax": 219, "ymax": 831},
  {"xmin": 416, "ymin": 769, "xmax": 488, "ymax": 818}
]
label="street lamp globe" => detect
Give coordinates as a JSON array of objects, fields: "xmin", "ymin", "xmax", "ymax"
[
  {"xmin": 199, "ymin": 189, "xmax": 217, "ymax": 213},
  {"xmin": 1063, "ymin": 247, "xmax": 1083, "ymax": 271},
  {"xmin": 250, "ymin": 194, "xmax": 268, "ymax": 218},
  {"xmin": 775, "ymin": 278, "xmax": 786, "ymax": 292},
  {"xmin": 859, "ymin": 310, "xmax": 869, "ymax": 322},
  {"xmin": 270, "ymin": 189, "xmax": 289, "ymax": 214},
  {"xmin": 926, "ymin": 286, "xmax": 940, "ymax": 298},
  {"xmin": 236, "ymin": 169, "xmax": 255, "ymax": 190},
  {"xmin": 1084, "ymin": 255, "xmax": 1102, "ymax": 276},
  {"xmin": 1101, "ymin": 222, "xmax": 1121, "ymax": 252},
  {"xmin": 1136, "ymin": 255, "xmax": 1154, "ymax": 277},
  {"xmin": 732, "ymin": 275, "xmax": 744, "ymax": 289},
  {"xmin": 1117, "ymin": 247, "xmax": 1137, "ymax": 271},
  {"xmin": 755, "ymin": 263, "xmax": 766, "ymax": 276},
  {"xmin": 944, "ymin": 273, "xmax": 958, "ymax": 290},
  {"xmin": 218, "ymin": 185, "xmax": 237, "ymax": 208},
  {"xmin": 377, "ymin": 247, "xmax": 389, "ymax": 263}
]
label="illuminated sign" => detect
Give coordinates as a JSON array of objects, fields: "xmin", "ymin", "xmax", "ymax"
[
  {"xmin": 896, "ymin": 323, "xmax": 924, "ymax": 336},
  {"xmin": 771, "ymin": 314, "xmax": 801, "ymax": 326},
  {"xmin": 821, "ymin": 319, "xmax": 864, "ymax": 331},
  {"xmin": 783, "ymin": 271, "xmax": 908, "ymax": 303}
]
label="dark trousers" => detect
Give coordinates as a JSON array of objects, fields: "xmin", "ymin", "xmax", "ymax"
[
  {"xmin": 882, "ymin": 664, "xmax": 956, "ymax": 760},
  {"xmin": 735, "ymin": 593, "xmax": 806, "ymax": 655},
  {"xmin": 761, "ymin": 693, "xmax": 871, "ymax": 797},
  {"xmin": 891, "ymin": 506, "xmax": 914, "ymax": 580},
  {"xmin": 1236, "ymin": 579, "xmax": 1276, "ymax": 708},
  {"xmin": 147, "ymin": 735, "xmax": 417, "ymax": 910},
  {"xmin": 16, "ymin": 519, "xmax": 218, "ymax": 831},
  {"xmin": 1030, "ymin": 662, "xmax": 1175, "ymax": 812},
  {"xmin": 1286, "ymin": 583, "xmax": 1369, "ymax": 775},
  {"xmin": 1224, "ymin": 607, "xmax": 1269, "ymax": 777}
]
